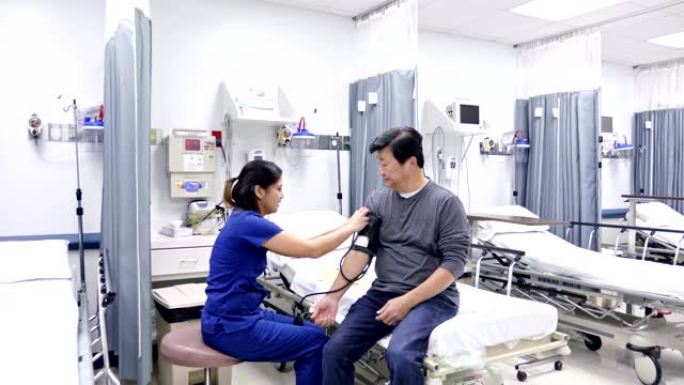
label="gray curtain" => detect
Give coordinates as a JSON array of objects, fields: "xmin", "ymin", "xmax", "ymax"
[
  {"xmin": 349, "ymin": 70, "xmax": 415, "ymax": 212},
  {"xmin": 101, "ymin": 10, "xmax": 152, "ymax": 384},
  {"xmin": 516, "ymin": 91, "xmax": 601, "ymax": 249},
  {"xmin": 514, "ymin": 99, "xmax": 529, "ymax": 205},
  {"xmin": 634, "ymin": 108, "xmax": 684, "ymax": 214}
]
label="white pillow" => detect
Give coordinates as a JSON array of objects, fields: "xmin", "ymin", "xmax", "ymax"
[
  {"xmin": 635, "ymin": 202, "xmax": 684, "ymax": 228},
  {"xmin": 474, "ymin": 205, "xmax": 550, "ymax": 241},
  {"xmin": 267, "ymin": 210, "xmax": 353, "ymax": 249},
  {"xmin": 0, "ymin": 240, "xmax": 71, "ymax": 283}
]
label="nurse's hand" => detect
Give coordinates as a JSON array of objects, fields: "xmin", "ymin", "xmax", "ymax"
[
  {"xmin": 347, "ymin": 207, "xmax": 370, "ymax": 232},
  {"xmin": 312, "ymin": 295, "xmax": 339, "ymax": 327}
]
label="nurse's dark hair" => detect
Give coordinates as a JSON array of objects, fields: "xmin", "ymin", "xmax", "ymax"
[
  {"xmin": 368, "ymin": 126, "xmax": 424, "ymax": 168},
  {"xmin": 223, "ymin": 160, "xmax": 282, "ymax": 212}
]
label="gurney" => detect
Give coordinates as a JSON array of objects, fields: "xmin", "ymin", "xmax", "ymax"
[
  {"xmin": 0, "ymin": 240, "xmax": 84, "ymax": 385},
  {"xmin": 261, "ymin": 210, "xmax": 570, "ymax": 385},
  {"xmin": 621, "ymin": 196, "xmax": 684, "ymax": 265},
  {"xmin": 469, "ymin": 205, "xmax": 684, "ymax": 385}
]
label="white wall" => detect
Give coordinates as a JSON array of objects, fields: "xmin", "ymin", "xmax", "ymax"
[
  {"xmin": 418, "ymin": 30, "xmax": 517, "ymax": 211},
  {"xmin": 601, "ymin": 62, "xmax": 636, "ymax": 210},
  {"xmin": 0, "ymin": 0, "xmax": 105, "ymax": 236},
  {"xmin": 150, "ymin": 0, "xmax": 355, "ymax": 231}
]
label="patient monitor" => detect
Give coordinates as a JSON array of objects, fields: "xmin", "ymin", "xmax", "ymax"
[{"xmin": 167, "ymin": 130, "xmax": 216, "ymax": 198}]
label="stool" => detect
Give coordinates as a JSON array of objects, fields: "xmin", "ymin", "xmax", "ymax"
[{"xmin": 160, "ymin": 323, "xmax": 240, "ymax": 385}]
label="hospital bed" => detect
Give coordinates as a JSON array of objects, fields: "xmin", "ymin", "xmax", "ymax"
[
  {"xmin": 261, "ymin": 210, "xmax": 570, "ymax": 385},
  {"xmin": 0, "ymin": 240, "xmax": 88, "ymax": 385},
  {"xmin": 620, "ymin": 195, "xmax": 684, "ymax": 265},
  {"xmin": 470, "ymin": 205, "xmax": 684, "ymax": 385}
]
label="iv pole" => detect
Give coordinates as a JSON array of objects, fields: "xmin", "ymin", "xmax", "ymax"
[
  {"xmin": 334, "ymin": 132, "xmax": 343, "ymax": 215},
  {"xmin": 64, "ymin": 98, "xmax": 120, "ymax": 385}
]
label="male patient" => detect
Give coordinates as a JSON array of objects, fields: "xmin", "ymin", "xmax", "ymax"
[{"xmin": 312, "ymin": 127, "xmax": 470, "ymax": 385}]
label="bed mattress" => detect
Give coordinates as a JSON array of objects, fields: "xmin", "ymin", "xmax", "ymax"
[
  {"xmin": 0, "ymin": 240, "xmax": 78, "ymax": 385},
  {"xmin": 488, "ymin": 231, "xmax": 684, "ymax": 300},
  {"xmin": 269, "ymin": 250, "xmax": 558, "ymax": 365}
]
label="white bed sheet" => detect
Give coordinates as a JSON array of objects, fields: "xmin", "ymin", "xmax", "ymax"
[
  {"xmin": 0, "ymin": 240, "xmax": 72, "ymax": 283},
  {"xmin": 0, "ymin": 240, "xmax": 79, "ymax": 385},
  {"xmin": 269, "ymin": 251, "xmax": 558, "ymax": 365},
  {"xmin": 488, "ymin": 231, "xmax": 684, "ymax": 300},
  {"xmin": 0, "ymin": 279, "xmax": 79, "ymax": 385},
  {"xmin": 635, "ymin": 202, "xmax": 684, "ymax": 228},
  {"xmin": 633, "ymin": 202, "xmax": 684, "ymax": 248}
]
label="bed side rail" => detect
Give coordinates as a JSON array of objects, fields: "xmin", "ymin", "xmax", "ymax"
[
  {"xmin": 568, "ymin": 221, "xmax": 684, "ymax": 263},
  {"xmin": 470, "ymin": 243, "xmax": 525, "ymax": 297}
]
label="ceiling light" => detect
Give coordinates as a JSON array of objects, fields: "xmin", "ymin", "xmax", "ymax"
[
  {"xmin": 510, "ymin": 0, "xmax": 625, "ymax": 21},
  {"xmin": 649, "ymin": 31, "xmax": 684, "ymax": 48}
]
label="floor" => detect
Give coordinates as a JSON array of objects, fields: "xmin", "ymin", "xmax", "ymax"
[{"xmin": 142, "ymin": 334, "xmax": 684, "ymax": 385}]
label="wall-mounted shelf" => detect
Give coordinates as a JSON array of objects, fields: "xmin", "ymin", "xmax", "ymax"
[
  {"xmin": 602, "ymin": 145, "xmax": 633, "ymax": 159},
  {"xmin": 220, "ymin": 81, "xmax": 299, "ymax": 126},
  {"xmin": 421, "ymin": 100, "xmax": 489, "ymax": 137},
  {"xmin": 46, "ymin": 123, "xmax": 104, "ymax": 143},
  {"xmin": 284, "ymin": 134, "xmax": 351, "ymax": 151}
]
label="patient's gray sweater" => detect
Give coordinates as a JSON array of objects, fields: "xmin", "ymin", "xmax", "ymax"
[{"xmin": 366, "ymin": 181, "xmax": 470, "ymax": 306}]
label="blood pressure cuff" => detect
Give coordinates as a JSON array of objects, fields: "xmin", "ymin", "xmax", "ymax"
[{"xmin": 352, "ymin": 214, "xmax": 381, "ymax": 256}]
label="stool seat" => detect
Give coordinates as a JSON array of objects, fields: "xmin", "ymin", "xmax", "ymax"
[{"xmin": 160, "ymin": 324, "xmax": 240, "ymax": 368}]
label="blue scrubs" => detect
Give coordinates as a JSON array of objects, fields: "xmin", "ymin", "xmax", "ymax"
[{"xmin": 201, "ymin": 209, "xmax": 327, "ymax": 385}]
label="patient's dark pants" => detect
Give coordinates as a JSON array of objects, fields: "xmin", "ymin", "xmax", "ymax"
[{"xmin": 322, "ymin": 289, "xmax": 457, "ymax": 385}]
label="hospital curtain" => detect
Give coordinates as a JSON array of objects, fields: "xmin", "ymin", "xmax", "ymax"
[
  {"xmin": 633, "ymin": 60, "xmax": 684, "ymax": 214},
  {"xmin": 349, "ymin": 0, "xmax": 417, "ymax": 212},
  {"xmin": 519, "ymin": 91, "xmax": 601, "ymax": 247},
  {"xmin": 634, "ymin": 109, "xmax": 684, "ymax": 214},
  {"xmin": 349, "ymin": 70, "xmax": 416, "ymax": 211},
  {"xmin": 102, "ymin": 3, "xmax": 152, "ymax": 384},
  {"xmin": 515, "ymin": 29, "xmax": 602, "ymax": 249}
]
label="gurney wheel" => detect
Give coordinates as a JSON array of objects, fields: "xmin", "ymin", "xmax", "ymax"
[
  {"xmin": 516, "ymin": 371, "xmax": 527, "ymax": 382},
  {"xmin": 583, "ymin": 334, "xmax": 602, "ymax": 351},
  {"xmin": 554, "ymin": 361, "xmax": 563, "ymax": 371},
  {"xmin": 634, "ymin": 353, "xmax": 662, "ymax": 385}
]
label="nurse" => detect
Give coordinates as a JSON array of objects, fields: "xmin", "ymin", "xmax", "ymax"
[{"xmin": 201, "ymin": 160, "xmax": 369, "ymax": 385}]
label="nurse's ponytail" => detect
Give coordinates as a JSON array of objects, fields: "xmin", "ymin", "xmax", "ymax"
[{"xmin": 223, "ymin": 160, "xmax": 282, "ymax": 212}]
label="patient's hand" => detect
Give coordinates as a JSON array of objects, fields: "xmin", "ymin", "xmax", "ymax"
[
  {"xmin": 312, "ymin": 295, "xmax": 338, "ymax": 327},
  {"xmin": 376, "ymin": 296, "xmax": 413, "ymax": 326}
]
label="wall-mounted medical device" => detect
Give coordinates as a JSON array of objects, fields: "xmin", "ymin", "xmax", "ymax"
[
  {"xmin": 28, "ymin": 113, "xmax": 43, "ymax": 138},
  {"xmin": 167, "ymin": 130, "xmax": 216, "ymax": 198},
  {"xmin": 446, "ymin": 102, "xmax": 480, "ymax": 127}
]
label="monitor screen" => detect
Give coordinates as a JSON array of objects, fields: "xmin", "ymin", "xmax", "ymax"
[
  {"xmin": 601, "ymin": 116, "xmax": 613, "ymax": 133},
  {"xmin": 460, "ymin": 104, "xmax": 480, "ymax": 125},
  {"xmin": 185, "ymin": 138, "xmax": 201, "ymax": 151}
]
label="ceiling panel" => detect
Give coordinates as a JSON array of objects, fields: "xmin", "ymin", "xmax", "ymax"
[
  {"xmin": 663, "ymin": 3, "xmax": 684, "ymax": 15},
  {"xmin": 328, "ymin": 0, "xmax": 389, "ymax": 15},
  {"xmin": 419, "ymin": 1, "xmax": 496, "ymax": 31},
  {"xmin": 454, "ymin": 10, "xmax": 550, "ymax": 40},
  {"xmin": 603, "ymin": 11, "xmax": 684, "ymax": 40},
  {"xmin": 562, "ymin": 1, "xmax": 646, "ymax": 27},
  {"xmin": 630, "ymin": 0, "xmax": 684, "ymax": 6},
  {"xmin": 258, "ymin": 0, "xmax": 684, "ymax": 66},
  {"xmin": 261, "ymin": 0, "xmax": 383, "ymax": 17}
]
